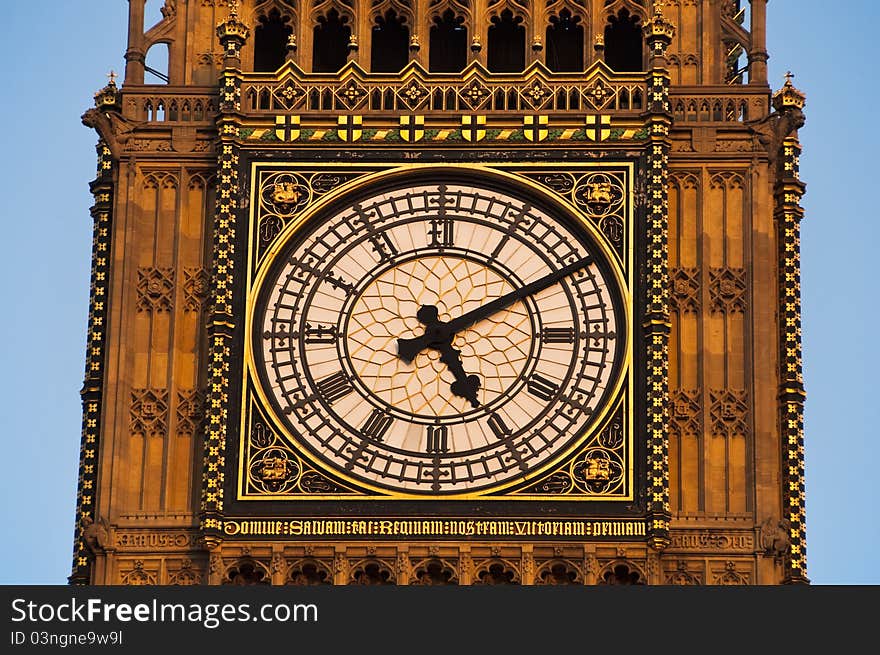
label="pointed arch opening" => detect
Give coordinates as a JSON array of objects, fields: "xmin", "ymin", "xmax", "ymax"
[
  {"xmin": 254, "ymin": 8, "xmax": 293, "ymax": 72},
  {"xmin": 604, "ymin": 8, "xmax": 643, "ymax": 72},
  {"xmin": 145, "ymin": 42, "xmax": 170, "ymax": 84},
  {"xmin": 313, "ymin": 8, "xmax": 351, "ymax": 73},
  {"xmin": 546, "ymin": 8, "xmax": 584, "ymax": 72},
  {"xmin": 371, "ymin": 10, "xmax": 410, "ymax": 73},
  {"xmin": 429, "ymin": 10, "xmax": 468, "ymax": 73},
  {"xmin": 487, "ymin": 9, "xmax": 526, "ymax": 73}
]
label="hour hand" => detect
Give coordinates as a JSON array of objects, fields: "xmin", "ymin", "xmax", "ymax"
[
  {"xmin": 397, "ymin": 335, "xmax": 429, "ymax": 364},
  {"xmin": 438, "ymin": 344, "xmax": 481, "ymax": 408}
]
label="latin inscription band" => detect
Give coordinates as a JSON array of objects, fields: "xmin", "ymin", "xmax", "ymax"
[{"xmin": 222, "ymin": 518, "xmax": 647, "ymax": 538}]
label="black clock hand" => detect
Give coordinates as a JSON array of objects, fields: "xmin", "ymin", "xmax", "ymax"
[
  {"xmin": 398, "ymin": 306, "xmax": 481, "ymax": 406},
  {"xmin": 446, "ymin": 255, "xmax": 593, "ymax": 334},
  {"xmin": 396, "ymin": 255, "xmax": 593, "ymax": 363},
  {"xmin": 438, "ymin": 343, "xmax": 481, "ymax": 408}
]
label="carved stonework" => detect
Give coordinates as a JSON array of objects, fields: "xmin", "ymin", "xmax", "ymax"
[
  {"xmin": 350, "ymin": 559, "xmax": 396, "ymax": 585},
  {"xmin": 535, "ymin": 559, "xmax": 582, "ymax": 585},
  {"xmin": 136, "ymin": 267, "xmax": 175, "ymax": 313},
  {"xmin": 287, "ymin": 559, "xmax": 332, "ymax": 585},
  {"xmin": 473, "ymin": 559, "xmax": 520, "ymax": 585},
  {"xmin": 130, "ymin": 388, "xmax": 169, "ymax": 438},
  {"xmin": 271, "ymin": 552, "xmax": 286, "ymax": 576},
  {"xmin": 709, "ymin": 389, "xmax": 749, "ymax": 438},
  {"xmin": 169, "ymin": 559, "xmax": 202, "ymax": 585},
  {"xmin": 713, "ymin": 561, "xmax": 750, "ymax": 585},
  {"xmin": 176, "ymin": 389, "xmax": 204, "ymax": 437},
  {"xmin": 121, "ymin": 560, "xmax": 157, "ymax": 585},
  {"xmin": 670, "ymin": 389, "xmax": 701, "ymax": 437},
  {"xmin": 334, "ymin": 552, "xmax": 348, "ymax": 581},
  {"xmin": 709, "ymin": 267, "xmax": 747, "ymax": 314},
  {"xmin": 183, "ymin": 267, "xmax": 209, "ymax": 312},
  {"xmin": 411, "ymin": 559, "xmax": 459, "ymax": 585},
  {"xmin": 761, "ymin": 517, "xmax": 792, "ymax": 561},
  {"xmin": 224, "ymin": 559, "xmax": 270, "ymax": 585},
  {"xmin": 666, "ymin": 560, "xmax": 702, "ymax": 585},
  {"xmin": 598, "ymin": 561, "xmax": 645, "ymax": 585},
  {"xmin": 670, "ymin": 267, "xmax": 700, "ymax": 314}
]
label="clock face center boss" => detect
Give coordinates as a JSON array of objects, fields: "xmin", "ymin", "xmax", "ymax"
[{"xmin": 252, "ymin": 176, "xmax": 627, "ymax": 495}]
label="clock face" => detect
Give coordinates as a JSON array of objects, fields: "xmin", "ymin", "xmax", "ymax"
[{"xmin": 252, "ymin": 176, "xmax": 625, "ymax": 495}]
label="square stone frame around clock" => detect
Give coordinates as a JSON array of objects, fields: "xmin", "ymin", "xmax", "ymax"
[{"xmin": 223, "ymin": 157, "xmax": 644, "ymax": 520}]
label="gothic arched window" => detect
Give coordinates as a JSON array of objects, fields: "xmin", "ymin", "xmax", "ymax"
[
  {"xmin": 313, "ymin": 8, "xmax": 351, "ymax": 73},
  {"xmin": 429, "ymin": 10, "xmax": 468, "ymax": 73},
  {"xmin": 604, "ymin": 9, "xmax": 643, "ymax": 72},
  {"xmin": 487, "ymin": 9, "xmax": 526, "ymax": 73},
  {"xmin": 371, "ymin": 10, "xmax": 410, "ymax": 73},
  {"xmin": 145, "ymin": 42, "xmax": 169, "ymax": 84},
  {"xmin": 254, "ymin": 8, "xmax": 293, "ymax": 72},
  {"xmin": 546, "ymin": 9, "xmax": 584, "ymax": 72}
]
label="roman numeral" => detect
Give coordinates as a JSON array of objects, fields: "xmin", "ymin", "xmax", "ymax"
[
  {"xmin": 369, "ymin": 232, "xmax": 398, "ymax": 263},
  {"xmin": 316, "ymin": 372, "xmax": 353, "ymax": 405},
  {"xmin": 541, "ymin": 327, "xmax": 576, "ymax": 344},
  {"xmin": 487, "ymin": 413, "xmax": 512, "ymax": 439},
  {"xmin": 428, "ymin": 218, "xmax": 454, "ymax": 248},
  {"xmin": 362, "ymin": 409, "xmax": 393, "ymax": 442},
  {"xmin": 303, "ymin": 323, "xmax": 338, "ymax": 344},
  {"xmin": 527, "ymin": 373, "xmax": 560, "ymax": 402},
  {"xmin": 426, "ymin": 425, "xmax": 449, "ymax": 454}
]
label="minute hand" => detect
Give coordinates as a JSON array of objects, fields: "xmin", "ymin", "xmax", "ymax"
[{"xmin": 445, "ymin": 255, "xmax": 593, "ymax": 334}]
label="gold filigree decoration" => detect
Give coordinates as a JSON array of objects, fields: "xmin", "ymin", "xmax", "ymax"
[
  {"xmin": 514, "ymin": 400, "xmax": 626, "ymax": 496},
  {"xmin": 525, "ymin": 170, "xmax": 628, "ymax": 261},
  {"xmin": 255, "ymin": 170, "xmax": 365, "ymax": 262},
  {"xmin": 244, "ymin": 412, "xmax": 357, "ymax": 496}
]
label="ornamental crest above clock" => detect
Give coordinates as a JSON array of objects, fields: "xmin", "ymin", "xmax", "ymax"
[{"xmin": 238, "ymin": 163, "xmax": 635, "ymax": 501}]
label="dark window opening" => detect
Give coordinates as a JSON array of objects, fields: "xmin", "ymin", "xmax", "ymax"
[
  {"xmin": 371, "ymin": 10, "xmax": 410, "ymax": 72},
  {"xmin": 487, "ymin": 9, "xmax": 525, "ymax": 73},
  {"xmin": 429, "ymin": 10, "xmax": 467, "ymax": 73},
  {"xmin": 604, "ymin": 9, "xmax": 643, "ymax": 72},
  {"xmin": 254, "ymin": 8, "xmax": 293, "ymax": 72},
  {"xmin": 313, "ymin": 9, "xmax": 351, "ymax": 73},
  {"xmin": 546, "ymin": 9, "xmax": 584, "ymax": 72}
]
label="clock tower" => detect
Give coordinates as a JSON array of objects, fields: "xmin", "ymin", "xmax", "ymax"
[{"xmin": 72, "ymin": 0, "xmax": 808, "ymax": 586}]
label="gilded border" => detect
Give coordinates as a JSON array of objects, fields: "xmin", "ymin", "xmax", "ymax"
[
  {"xmin": 69, "ymin": 141, "xmax": 114, "ymax": 584},
  {"xmin": 239, "ymin": 162, "xmax": 635, "ymax": 501},
  {"xmin": 775, "ymin": 137, "xmax": 808, "ymax": 583}
]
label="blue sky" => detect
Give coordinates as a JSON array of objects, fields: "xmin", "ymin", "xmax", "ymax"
[{"xmin": 0, "ymin": 1, "xmax": 876, "ymax": 585}]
